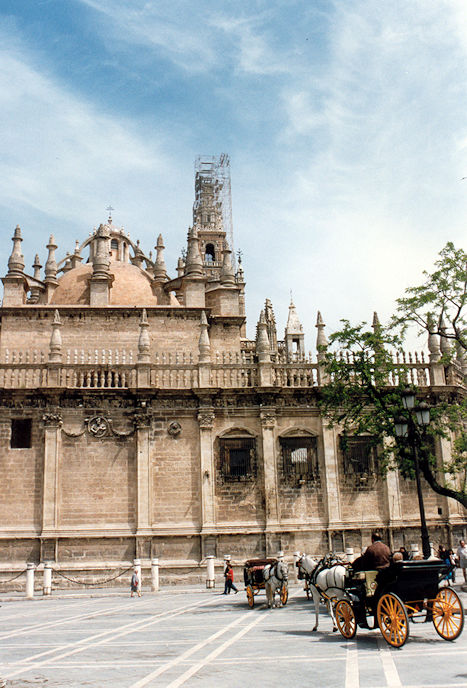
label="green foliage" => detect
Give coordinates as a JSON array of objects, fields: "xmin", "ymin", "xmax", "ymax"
[
  {"xmin": 393, "ymin": 242, "xmax": 467, "ymax": 351},
  {"xmin": 320, "ymin": 319, "xmax": 467, "ymax": 508}
]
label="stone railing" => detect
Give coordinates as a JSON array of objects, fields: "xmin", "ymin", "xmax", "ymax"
[{"xmin": 0, "ymin": 348, "xmax": 460, "ymax": 391}]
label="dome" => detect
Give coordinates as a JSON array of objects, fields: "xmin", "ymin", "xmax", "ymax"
[{"xmin": 51, "ymin": 262, "xmax": 175, "ymax": 306}]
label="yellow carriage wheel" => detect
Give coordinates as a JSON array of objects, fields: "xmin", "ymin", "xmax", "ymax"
[
  {"xmin": 335, "ymin": 599, "xmax": 357, "ymax": 639},
  {"xmin": 377, "ymin": 593, "xmax": 409, "ymax": 648},
  {"xmin": 280, "ymin": 583, "xmax": 288, "ymax": 606},
  {"xmin": 432, "ymin": 588, "xmax": 464, "ymax": 641},
  {"xmin": 246, "ymin": 585, "xmax": 255, "ymax": 608}
]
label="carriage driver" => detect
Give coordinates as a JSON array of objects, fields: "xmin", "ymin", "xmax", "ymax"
[{"xmin": 351, "ymin": 532, "xmax": 391, "ymax": 572}]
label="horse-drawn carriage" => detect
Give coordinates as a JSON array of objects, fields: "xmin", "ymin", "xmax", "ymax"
[
  {"xmin": 335, "ymin": 560, "xmax": 464, "ymax": 647},
  {"xmin": 243, "ymin": 558, "xmax": 288, "ymax": 608}
]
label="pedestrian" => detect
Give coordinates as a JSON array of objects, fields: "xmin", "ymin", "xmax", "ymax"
[
  {"xmin": 457, "ymin": 540, "xmax": 467, "ymax": 583},
  {"xmin": 399, "ymin": 546, "xmax": 410, "ymax": 561},
  {"xmin": 130, "ymin": 568, "xmax": 141, "ymax": 597},
  {"xmin": 223, "ymin": 562, "xmax": 238, "ymax": 594},
  {"xmin": 448, "ymin": 549, "xmax": 457, "ymax": 584}
]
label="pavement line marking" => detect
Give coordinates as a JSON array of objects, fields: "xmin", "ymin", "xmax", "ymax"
[
  {"xmin": 128, "ymin": 612, "xmax": 249, "ymax": 688},
  {"xmin": 377, "ymin": 638, "xmax": 402, "ymax": 687},
  {"xmin": 162, "ymin": 586, "xmax": 304, "ymax": 688},
  {"xmin": 2, "ymin": 596, "xmax": 219, "ymax": 679},
  {"xmin": 344, "ymin": 642, "xmax": 359, "ymax": 688},
  {"xmin": 0, "ymin": 599, "xmax": 145, "ymax": 640},
  {"xmin": 166, "ymin": 614, "xmax": 265, "ymax": 688}
]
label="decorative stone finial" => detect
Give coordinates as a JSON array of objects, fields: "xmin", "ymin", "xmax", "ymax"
[
  {"xmin": 198, "ymin": 311, "xmax": 211, "ymax": 364},
  {"xmin": 153, "ymin": 234, "xmax": 168, "ymax": 281},
  {"xmin": 138, "ymin": 309, "xmax": 150, "ymax": 363},
  {"xmin": 316, "ymin": 311, "xmax": 328, "ymax": 361},
  {"xmin": 439, "ymin": 315, "xmax": 452, "ymax": 356},
  {"xmin": 44, "ymin": 235, "xmax": 58, "ymax": 282},
  {"xmin": 220, "ymin": 241, "xmax": 236, "ymax": 286},
  {"xmin": 372, "ymin": 311, "xmax": 381, "ymax": 332},
  {"xmin": 177, "ymin": 256, "xmax": 185, "ymax": 278},
  {"xmin": 7, "ymin": 225, "xmax": 25, "ymax": 276},
  {"xmin": 48, "ymin": 310, "xmax": 62, "ymax": 363},
  {"xmin": 427, "ymin": 314, "xmax": 441, "ymax": 363},
  {"xmin": 256, "ymin": 310, "xmax": 271, "ymax": 362},
  {"xmin": 184, "ymin": 227, "xmax": 203, "ymax": 276},
  {"xmin": 32, "ymin": 254, "xmax": 42, "ymax": 281}
]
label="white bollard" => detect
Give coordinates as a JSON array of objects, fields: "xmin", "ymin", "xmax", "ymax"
[
  {"xmin": 43, "ymin": 562, "xmax": 52, "ymax": 596},
  {"xmin": 134, "ymin": 559, "xmax": 142, "ymax": 594},
  {"xmin": 151, "ymin": 558, "xmax": 159, "ymax": 592},
  {"xmin": 26, "ymin": 563, "xmax": 35, "ymax": 599},
  {"xmin": 206, "ymin": 555, "xmax": 215, "ymax": 588}
]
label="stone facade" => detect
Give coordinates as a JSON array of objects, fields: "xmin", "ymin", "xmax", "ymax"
[{"xmin": 0, "ymin": 160, "xmax": 466, "ymax": 585}]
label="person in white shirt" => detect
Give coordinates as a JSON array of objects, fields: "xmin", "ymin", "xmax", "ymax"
[{"xmin": 456, "ymin": 540, "xmax": 467, "ymax": 583}]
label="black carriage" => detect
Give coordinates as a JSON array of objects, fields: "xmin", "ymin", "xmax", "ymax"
[
  {"xmin": 243, "ymin": 558, "xmax": 288, "ymax": 608},
  {"xmin": 335, "ymin": 560, "xmax": 464, "ymax": 647}
]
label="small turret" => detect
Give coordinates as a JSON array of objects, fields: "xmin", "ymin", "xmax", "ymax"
[
  {"xmin": 285, "ymin": 297, "xmax": 305, "ymax": 360},
  {"xmin": 427, "ymin": 314, "xmax": 441, "ymax": 363},
  {"xmin": 198, "ymin": 311, "xmax": 211, "ymax": 364},
  {"xmin": 45, "ymin": 235, "xmax": 58, "ymax": 281},
  {"xmin": 32, "ymin": 254, "xmax": 42, "ymax": 281},
  {"xmin": 439, "ymin": 315, "xmax": 452, "ymax": 356},
  {"xmin": 153, "ymin": 234, "xmax": 168, "ymax": 281},
  {"xmin": 48, "ymin": 310, "xmax": 62, "ymax": 363},
  {"xmin": 137, "ymin": 309, "xmax": 150, "ymax": 363},
  {"xmin": 185, "ymin": 226, "xmax": 203, "ymax": 276},
  {"xmin": 256, "ymin": 310, "xmax": 271, "ymax": 363},
  {"xmin": 90, "ymin": 225, "xmax": 112, "ymax": 306}
]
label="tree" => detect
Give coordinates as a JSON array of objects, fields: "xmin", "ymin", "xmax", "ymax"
[
  {"xmin": 393, "ymin": 241, "xmax": 467, "ymax": 357},
  {"xmin": 319, "ymin": 319, "xmax": 467, "ymax": 509}
]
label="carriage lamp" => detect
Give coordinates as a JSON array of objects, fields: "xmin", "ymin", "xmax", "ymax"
[
  {"xmin": 415, "ymin": 401, "xmax": 430, "ymax": 426},
  {"xmin": 394, "ymin": 417, "xmax": 408, "ymax": 438},
  {"xmin": 401, "ymin": 388, "xmax": 416, "ymax": 411}
]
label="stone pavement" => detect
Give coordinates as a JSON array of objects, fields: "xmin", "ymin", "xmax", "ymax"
[{"xmin": 0, "ymin": 584, "xmax": 466, "ymax": 687}]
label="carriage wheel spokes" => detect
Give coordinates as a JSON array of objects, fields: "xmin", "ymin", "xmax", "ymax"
[
  {"xmin": 335, "ymin": 599, "xmax": 357, "ymax": 639},
  {"xmin": 377, "ymin": 593, "xmax": 409, "ymax": 648},
  {"xmin": 246, "ymin": 585, "xmax": 255, "ymax": 608},
  {"xmin": 432, "ymin": 588, "xmax": 464, "ymax": 641},
  {"xmin": 280, "ymin": 583, "xmax": 288, "ymax": 606}
]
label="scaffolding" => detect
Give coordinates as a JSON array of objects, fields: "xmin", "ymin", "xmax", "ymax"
[{"xmin": 193, "ymin": 154, "xmax": 234, "ymax": 265}]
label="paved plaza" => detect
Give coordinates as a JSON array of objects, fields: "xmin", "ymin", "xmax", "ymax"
[{"xmin": 0, "ymin": 584, "xmax": 466, "ymax": 687}]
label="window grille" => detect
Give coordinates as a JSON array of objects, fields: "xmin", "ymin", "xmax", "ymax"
[
  {"xmin": 111, "ymin": 239, "xmax": 118, "ymax": 250},
  {"xmin": 11, "ymin": 419, "xmax": 32, "ymax": 449},
  {"xmin": 340, "ymin": 436, "xmax": 378, "ymax": 484},
  {"xmin": 219, "ymin": 437, "xmax": 255, "ymax": 481},
  {"xmin": 280, "ymin": 436, "xmax": 319, "ymax": 483}
]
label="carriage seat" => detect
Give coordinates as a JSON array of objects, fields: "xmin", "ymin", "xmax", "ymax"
[{"xmin": 352, "ymin": 570, "xmax": 379, "ymax": 597}]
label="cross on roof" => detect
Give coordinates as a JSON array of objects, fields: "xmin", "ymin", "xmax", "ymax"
[{"xmin": 106, "ymin": 205, "xmax": 114, "ymax": 221}]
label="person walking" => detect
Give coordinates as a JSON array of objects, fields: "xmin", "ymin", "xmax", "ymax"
[
  {"xmin": 130, "ymin": 568, "xmax": 141, "ymax": 597},
  {"xmin": 223, "ymin": 562, "xmax": 238, "ymax": 594},
  {"xmin": 457, "ymin": 540, "xmax": 467, "ymax": 583}
]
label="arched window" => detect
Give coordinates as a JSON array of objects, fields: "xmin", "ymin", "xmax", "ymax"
[{"xmin": 205, "ymin": 243, "xmax": 215, "ymax": 263}]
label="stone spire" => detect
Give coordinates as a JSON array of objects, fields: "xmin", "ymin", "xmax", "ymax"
[
  {"xmin": 285, "ymin": 297, "xmax": 305, "ymax": 360},
  {"xmin": 7, "ymin": 225, "xmax": 25, "ymax": 276},
  {"xmin": 198, "ymin": 311, "xmax": 211, "ymax": 364},
  {"xmin": 44, "ymin": 235, "xmax": 58, "ymax": 281},
  {"xmin": 185, "ymin": 226, "xmax": 203, "ymax": 276},
  {"xmin": 70, "ymin": 240, "xmax": 83, "ymax": 269},
  {"xmin": 48, "ymin": 310, "xmax": 62, "ymax": 363},
  {"xmin": 153, "ymin": 234, "xmax": 168, "ymax": 281},
  {"xmin": 264, "ymin": 299, "xmax": 277, "ymax": 352},
  {"xmin": 177, "ymin": 256, "xmax": 185, "ymax": 278},
  {"xmin": 256, "ymin": 310, "xmax": 271, "ymax": 363},
  {"xmin": 427, "ymin": 314, "xmax": 441, "ymax": 363},
  {"xmin": 439, "ymin": 315, "xmax": 452, "ymax": 356},
  {"xmin": 316, "ymin": 311, "xmax": 328, "ymax": 362},
  {"xmin": 137, "ymin": 309, "xmax": 150, "ymax": 363},
  {"xmin": 92, "ymin": 225, "xmax": 110, "ymax": 277},
  {"xmin": 32, "ymin": 254, "xmax": 42, "ymax": 281},
  {"xmin": 456, "ymin": 341, "xmax": 467, "ymax": 375},
  {"xmin": 372, "ymin": 311, "xmax": 381, "ymax": 334},
  {"xmin": 220, "ymin": 241, "xmax": 236, "ymax": 286}
]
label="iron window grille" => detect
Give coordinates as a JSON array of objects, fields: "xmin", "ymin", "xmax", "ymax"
[
  {"xmin": 280, "ymin": 436, "xmax": 319, "ymax": 484},
  {"xmin": 340, "ymin": 435, "xmax": 378, "ymax": 486},
  {"xmin": 219, "ymin": 437, "xmax": 256, "ymax": 481}
]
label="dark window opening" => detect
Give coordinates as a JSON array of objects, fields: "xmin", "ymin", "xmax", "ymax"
[
  {"xmin": 340, "ymin": 435, "xmax": 378, "ymax": 484},
  {"xmin": 280, "ymin": 436, "xmax": 319, "ymax": 482},
  {"xmin": 219, "ymin": 437, "xmax": 255, "ymax": 481},
  {"xmin": 205, "ymin": 243, "xmax": 215, "ymax": 263},
  {"xmin": 11, "ymin": 419, "xmax": 32, "ymax": 448},
  {"xmin": 111, "ymin": 239, "xmax": 118, "ymax": 250}
]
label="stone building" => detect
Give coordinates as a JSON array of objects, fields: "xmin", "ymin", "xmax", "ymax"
[{"xmin": 0, "ymin": 159, "xmax": 466, "ymax": 583}]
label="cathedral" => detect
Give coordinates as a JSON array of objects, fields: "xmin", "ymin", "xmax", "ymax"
[{"xmin": 1, "ymin": 157, "xmax": 466, "ymax": 584}]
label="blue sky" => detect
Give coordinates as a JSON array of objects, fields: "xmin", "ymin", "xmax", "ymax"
[{"xmin": 1, "ymin": 0, "xmax": 467, "ymax": 349}]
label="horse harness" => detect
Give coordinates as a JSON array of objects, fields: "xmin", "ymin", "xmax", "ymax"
[{"xmin": 264, "ymin": 561, "xmax": 286, "ymax": 583}]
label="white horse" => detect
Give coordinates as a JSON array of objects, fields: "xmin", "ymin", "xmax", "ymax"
[
  {"xmin": 263, "ymin": 560, "xmax": 288, "ymax": 608},
  {"xmin": 297, "ymin": 554, "xmax": 347, "ymax": 631}
]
